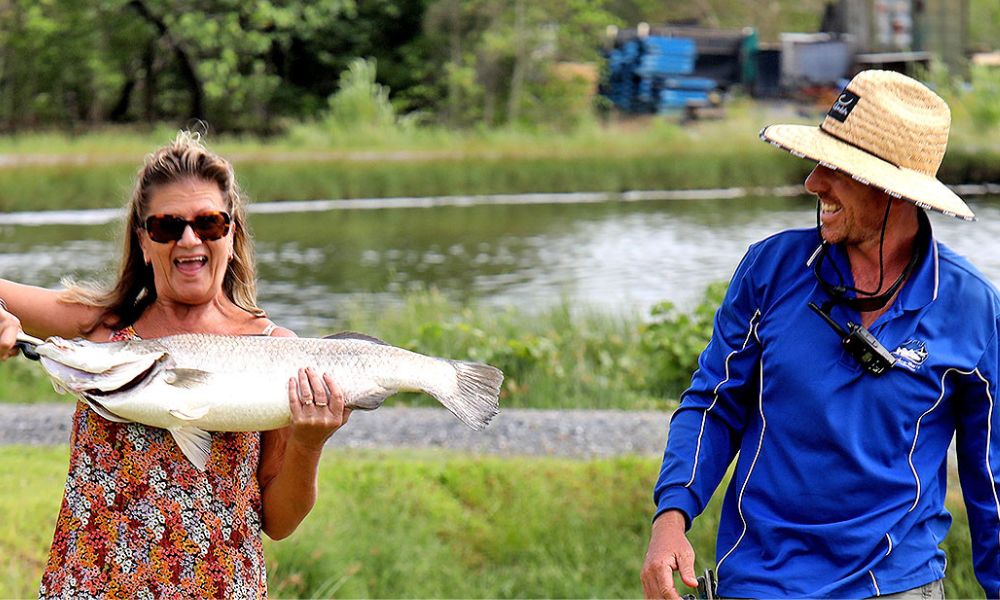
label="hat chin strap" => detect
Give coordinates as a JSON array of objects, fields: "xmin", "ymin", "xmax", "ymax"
[{"xmin": 814, "ymin": 195, "xmax": 920, "ymax": 313}]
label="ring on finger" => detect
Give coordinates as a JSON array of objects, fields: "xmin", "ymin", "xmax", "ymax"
[{"xmin": 314, "ymin": 401, "xmax": 328, "ymax": 407}]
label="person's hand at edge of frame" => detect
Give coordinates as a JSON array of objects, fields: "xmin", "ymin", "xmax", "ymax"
[
  {"xmin": 0, "ymin": 299, "xmax": 21, "ymax": 361},
  {"xmin": 641, "ymin": 509, "xmax": 699, "ymax": 599}
]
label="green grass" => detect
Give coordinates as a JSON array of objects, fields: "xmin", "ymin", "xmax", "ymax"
[
  {"xmin": 0, "ymin": 447, "xmax": 983, "ymax": 598},
  {"xmin": 0, "ymin": 97, "xmax": 996, "ymax": 213},
  {"xmin": 0, "ymin": 117, "xmax": 808, "ymax": 212},
  {"xmin": 0, "ymin": 358, "xmax": 62, "ymax": 405},
  {"xmin": 0, "ymin": 148, "xmax": 808, "ymax": 212},
  {"xmin": 0, "ymin": 446, "xmax": 70, "ymax": 597}
]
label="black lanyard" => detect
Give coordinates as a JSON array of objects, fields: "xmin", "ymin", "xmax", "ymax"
[
  {"xmin": 811, "ymin": 199, "xmax": 926, "ymax": 314},
  {"xmin": 807, "ymin": 208, "xmax": 927, "ymax": 376},
  {"xmin": 811, "ymin": 236, "xmax": 921, "ymax": 313}
]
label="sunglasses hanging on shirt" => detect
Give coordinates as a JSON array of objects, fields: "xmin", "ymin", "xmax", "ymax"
[{"xmin": 810, "ymin": 237, "xmax": 920, "ymax": 313}]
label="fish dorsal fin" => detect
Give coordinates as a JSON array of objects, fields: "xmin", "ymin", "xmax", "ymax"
[
  {"xmin": 81, "ymin": 394, "xmax": 132, "ymax": 424},
  {"xmin": 168, "ymin": 426, "xmax": 213, "ymax": 471},
  {"xmin": 169, "ymin": 404, "xmax": 211, "ymax": 421},
  {"xmin": 324, "ymin": 331, "xmax": 389, "ymax": 345},
  {"xmin": 163, "ymin": 368, "xmax": 212, "ymax": 389}
]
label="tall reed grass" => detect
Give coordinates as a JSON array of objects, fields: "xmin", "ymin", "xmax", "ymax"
[
  {"xmin": 0, "ymin": 146, "xmax": 807, "ymax": 213},
  {"xmin": 0, "ymin": 96, "xmax": 997, "ymax": 213}
]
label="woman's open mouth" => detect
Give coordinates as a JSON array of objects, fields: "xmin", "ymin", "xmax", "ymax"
[{"xmin": 173, "ymin": 255, "xmax": 208, "ymax": 274}]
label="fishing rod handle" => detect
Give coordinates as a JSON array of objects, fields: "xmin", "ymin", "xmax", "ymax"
[{"xmin": 14, "ymin": 331, "xmax": 43, "ymax": 361}]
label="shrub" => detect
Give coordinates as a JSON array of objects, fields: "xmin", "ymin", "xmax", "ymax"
[
  {"xmin": 964, "ymin": 65, "xmax": 1000, "ymax": 132},
  {"xmin": 324, "ymin": 58, "xmax": 400, "ymax": 133},
  {"xmin": 638, "ymin": 282, "xmax": 727, "ymax": 398}
]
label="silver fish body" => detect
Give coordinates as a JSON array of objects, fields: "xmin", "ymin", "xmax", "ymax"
[{"xmin": 33, "ymin": 332, "xmax": 503, "ymax": 469}]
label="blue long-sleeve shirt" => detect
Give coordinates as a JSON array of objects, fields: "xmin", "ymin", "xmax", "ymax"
[{"xmin": 653, "ymin": 223, "xmax": 1000, "ymax": 597}]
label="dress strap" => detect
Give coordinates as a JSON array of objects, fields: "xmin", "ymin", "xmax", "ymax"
[
  {"xmin": 260, "ymin": 323, "xmax": 278, "ymax": 337},
  {"xmin": 109, "ymin": 325, "xmax": 140, "ymax": 342}
]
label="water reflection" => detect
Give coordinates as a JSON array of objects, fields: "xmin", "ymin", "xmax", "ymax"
[{"xmin": 1, "ymin": 195, "xmax": 998, "ymax": 335}]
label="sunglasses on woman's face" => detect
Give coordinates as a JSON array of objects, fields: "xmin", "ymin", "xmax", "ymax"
[{"xmin": 143, "ymin": 211, "xmax": 232, "ymax": 244}]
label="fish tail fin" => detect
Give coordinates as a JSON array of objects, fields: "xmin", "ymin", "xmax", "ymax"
[{"xmin": 434, "ymin": 360, "xmax": 502, "ymax": 430}]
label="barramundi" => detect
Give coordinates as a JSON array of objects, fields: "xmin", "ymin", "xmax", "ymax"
[{"xmin": 17, "ymin": 331, "xmax": 502, "ymax": 470}]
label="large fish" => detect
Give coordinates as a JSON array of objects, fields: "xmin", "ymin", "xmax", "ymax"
[{"xmin": 17, "ymin": 332, "xmax": 502, "ymax": 470}]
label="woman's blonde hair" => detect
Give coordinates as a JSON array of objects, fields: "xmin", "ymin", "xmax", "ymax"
[{"xmin": 62, "ymin": 131, "xmax": 264, "ymax": 330}]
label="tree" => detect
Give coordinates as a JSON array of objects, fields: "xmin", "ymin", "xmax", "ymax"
[
  {"xmin": 420, "ymin": 0, "xmax": 620, "ymax": 128},
  {"xmin": 0, "ymin": 0, "xmax": 630, "ymax": 132},
  {"xmin": 0, "ymin": 0, "xmax": 146, "ymax": 130}
]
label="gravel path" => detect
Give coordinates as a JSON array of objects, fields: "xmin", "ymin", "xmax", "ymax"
[{"xmin": 0, "ymin": 404, "xmax": 671, "ymax": 458}]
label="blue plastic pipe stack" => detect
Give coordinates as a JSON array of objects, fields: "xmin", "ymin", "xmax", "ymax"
[{"xmin": 604, "ymin": 36, "xmax": 717, "ymax": 113}]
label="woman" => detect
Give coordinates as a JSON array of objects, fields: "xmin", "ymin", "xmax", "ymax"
[{"xmin": 0, "ymin": 132, "xmax": 348, "ymax": 597}]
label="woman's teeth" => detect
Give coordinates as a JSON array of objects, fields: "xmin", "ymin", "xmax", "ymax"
[{"xmin": 174, "ymin": 256, "xmax": 207, "ymax": 267}]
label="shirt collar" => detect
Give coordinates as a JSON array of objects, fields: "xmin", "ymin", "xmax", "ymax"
[{"xmin": 897, "ymin": 211, "xmax": 938, "ymax": 311}]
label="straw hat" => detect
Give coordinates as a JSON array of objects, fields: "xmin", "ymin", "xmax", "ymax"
[{"xmin": 760, "ymin": 69, "xmax": 974, "ymax": 221}]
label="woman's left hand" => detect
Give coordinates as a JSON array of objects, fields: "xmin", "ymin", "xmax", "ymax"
[{"xmin": 287, "ymin": 367, "xmax": 352, "ymax": 451}]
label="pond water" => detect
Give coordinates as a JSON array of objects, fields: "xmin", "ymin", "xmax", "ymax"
[{"xmin": 2, "ymin": 193, "xmax": 999, "ymax": 335}]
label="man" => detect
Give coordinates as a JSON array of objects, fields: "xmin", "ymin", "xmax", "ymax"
[{"xmin": 641, "ymin": 70, "xmax": 1000, "ymax": 598}]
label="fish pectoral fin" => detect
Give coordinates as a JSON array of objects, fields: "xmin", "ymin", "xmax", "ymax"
[
  {"xmin": 323, "ymin": 331, "xmax": 389, "ymax": 345},
  {"xmin": 168, "ymin": 426, "xmax": 213, "ymax": 471},
  {"xmin": 168, "ymin": 404, "xmax": 211, "ymax": 421},
  {"xmin": 163, "ymin": 368, "xmax": 212, "ymax": 389}
]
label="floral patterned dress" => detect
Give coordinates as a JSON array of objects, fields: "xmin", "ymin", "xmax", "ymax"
[{"xmin": 39, "ymin": 327, "xmax": 268, "ymax": 599}]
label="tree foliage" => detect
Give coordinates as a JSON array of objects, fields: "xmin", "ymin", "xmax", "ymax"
[
  {"xmin": 0, "ymin": 0, "xmax": 427, "ymax": 132},
  {"xmin": 1, "ymin": 0, "xmax": 988, "ymax": 133},
  {"xmin": 0, "ymin": 0, "xmax": 622, "ymax": 132},
  {"xmin": 0, "ymin": 0, "xmax": 144, "ymax": 129},
  {"xmin": 417, "ymin": 0, "xmax": 620, "ymax": 127}
]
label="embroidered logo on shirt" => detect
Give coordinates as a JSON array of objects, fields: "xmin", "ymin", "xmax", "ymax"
[{"xmin": 892, "ymin": 339, "xmax": 928, "ymax": 371}]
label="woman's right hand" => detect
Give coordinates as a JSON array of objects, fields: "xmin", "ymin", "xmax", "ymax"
[{"xmin": 0, "ymin": 301, "xmax": 21, "ymax": 360}]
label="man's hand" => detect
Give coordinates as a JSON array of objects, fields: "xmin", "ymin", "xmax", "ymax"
[{"xmin": 641, "ymin": 510, "xmax": 699, "ymax": 599}]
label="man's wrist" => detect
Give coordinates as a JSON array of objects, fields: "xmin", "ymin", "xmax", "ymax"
[{"xmin": 653, "ymin": 508, "xmax": 691, "ymax": 530}]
